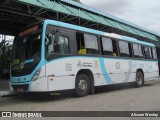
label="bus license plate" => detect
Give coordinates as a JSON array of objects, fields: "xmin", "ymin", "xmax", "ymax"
[{"xmin": 17, "ymin": 88, "xmax": 23, "ymax": 92}]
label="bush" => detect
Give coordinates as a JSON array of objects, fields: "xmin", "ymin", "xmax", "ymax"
[{"xmin": 0, "ymin": 40, "xmax": 12, "ymax": 79}]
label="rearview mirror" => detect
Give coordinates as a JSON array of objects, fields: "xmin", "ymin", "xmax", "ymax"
[{"xmin": 45, "ymin": 33, "xmax": 52, "ymax": 45}]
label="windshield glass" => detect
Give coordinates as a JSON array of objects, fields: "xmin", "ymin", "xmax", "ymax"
[{"xmin": 11, "ymin": 32, "xmax": 42, "ymax": 71}]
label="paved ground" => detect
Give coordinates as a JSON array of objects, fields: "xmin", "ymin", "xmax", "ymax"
[
  {"xmin": 0, "ymin": 79, "xmax": 9, "ymax": 91},
  {"xmin": 0, "ymin": 79, "xmax": 160, "ymax": 120}
]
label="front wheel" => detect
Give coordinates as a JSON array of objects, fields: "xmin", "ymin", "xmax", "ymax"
[
  {"xmin": 135, "ymin": 71, "xmax": 144, "ymax": 87},
  {"xmin": 75, "ymin": 74, "xmax": 90, "ymax": 97}
]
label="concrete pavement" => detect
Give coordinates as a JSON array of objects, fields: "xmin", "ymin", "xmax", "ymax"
[{"xmin": 0, "ymin": 79, "xmax": 9, "ymax": 91}]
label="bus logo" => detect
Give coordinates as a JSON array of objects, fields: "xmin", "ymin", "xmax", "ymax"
[
  {"xmin": 116, "ymin": 62, "xmax": 120, "ymax": 69},
  {"xmin": 77, "ymin": 60, "xmax": 83, "ymax": 68}
]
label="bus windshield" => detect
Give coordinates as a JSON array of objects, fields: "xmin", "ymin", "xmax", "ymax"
[{"xmin": 11, "ymin": 32, "xmax": 42, "ymax": 71}]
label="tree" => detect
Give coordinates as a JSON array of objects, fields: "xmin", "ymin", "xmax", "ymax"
[{"xmin": 0, "ymin": 39, "xmax": 12, "ymax": 78}]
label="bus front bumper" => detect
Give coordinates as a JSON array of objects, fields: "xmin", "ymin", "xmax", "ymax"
[{"xmin": 9, "ymin": 77, "xmax": 48, "ymax": 92}]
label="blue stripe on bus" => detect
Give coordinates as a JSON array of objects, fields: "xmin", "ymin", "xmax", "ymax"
[{"xmin": 99, "ymin": 58, "xmax": 110, "ymax": 84}]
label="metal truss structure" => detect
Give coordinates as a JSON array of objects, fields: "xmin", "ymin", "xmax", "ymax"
[{"xmin": 0, "ymin": 0, "xmax": 160, "ymax": 45}]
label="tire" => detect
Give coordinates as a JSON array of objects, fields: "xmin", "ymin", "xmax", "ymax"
[
  {"xmin": 75, "ymin": 74, "xmax": 90, "ymax": 97},
  {"xmin": 135, "ymin": 71, "xmax": 144, "ymax": 87}
]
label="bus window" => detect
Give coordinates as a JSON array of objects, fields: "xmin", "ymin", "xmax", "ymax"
[
  {"xmin": 133, "ymin": 44, "xmax": 143, "ymax": 58},
  {"xmin": 56, "ymin": 36, "xmax": 70, "ymax": 54},
  {"xmin": 101, "ymin": 37, "xmax": 118, "ymax": 57},
  {"xmin": 144, "ymin": 46, "xmax": 152, "ymax": 59},
  {"xmin": 76, "ymin": 33, "xmax": 99, "ymax": 55},
  {"xmin": 151, "ymin": 47, "xmax": 157, "ymax": 59},
  {"xmin": 119, "ymin": 41, "xmax": 130, "ymax": 57},
  {"xmin": 46, "ymin": 35, "xmax": 70, "ymax": 57}
]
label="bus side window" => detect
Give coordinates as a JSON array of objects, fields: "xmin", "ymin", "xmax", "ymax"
[
  {"xmin": 151, "ymin": 47, "xmax": 157, "ymax": 59},
  {"xmin": 76, "ymin": 32, "xmax": 99, "ymax": 55},
  {"xmin": 101, "ymin": 37, "xmax": 118, "ymax": 57},
  {"xmin": 119, "ymin": 41, "xmax": 130, "ymax": 57},
  {"xmin": 56, "ymin": 36, "xmax": 70, "ymax": 54},
  {"xmin": 46, "ymin": 34, "xmax": 70, "ymax": 56},
  {"xmin": 133, "ymin": 44, "xmax": 143, "ymax": 58},
  {"xmin": 144, "ymin": 46, "xmax": 152, "ymax": 59}
]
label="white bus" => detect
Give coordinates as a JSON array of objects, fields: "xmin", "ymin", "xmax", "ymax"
[{"xmin": 10, "ymin": 20, "xmax": 159, "ymax": 97}]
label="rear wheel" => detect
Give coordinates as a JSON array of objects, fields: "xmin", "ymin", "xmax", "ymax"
[
  {"xmin": 135, "ymin": 71, "xmax": 144, "ymax": 87},
  {"xmin": 75, "ymin": 74, "xmax": 90, "ymax": 97}
]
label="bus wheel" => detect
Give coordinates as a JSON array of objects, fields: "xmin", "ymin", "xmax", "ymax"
[
  {"xmin": 135, "ymin": 71, "xmax": 144, "ymax": 87},
  {"xmin": 75, "ymin": 74, "xmax": 90, "ymax": 97}
]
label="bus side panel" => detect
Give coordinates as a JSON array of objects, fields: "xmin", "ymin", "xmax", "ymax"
[
  {"xmin": 30, "ymin": 66, "xmax": 48, "ymax": 91},
  {"xmin": 31, "ymin": 77, "xmax": 48, "ymax": 91},
  {"xmin": 48, "ymin": 76, "xmax": 75, "ymax": 91},
  {"xmin": 145, "ymin": 61, "xmax": 153, "ymax": 80},
  {"xmin": 104, "ymin": 58, "xmax": 122, "ymax": 84},
  {"xmin": 46, "ymin": 58, "xmax": 75, "ymax": 91},
  {"xmin": 132, "ymin": 60, "xmax": 146, "ymax": 82},
  {"xmin": 74, "ymin": 57, "xmax": 107, "ymax": 87},
  {"xmin": 119, "ymin": 59, "xmax": 135, "ymax": 83},
  {"xmin": 144, "ymin": 61, "xmax": 159, "ymax": 81},
  {"xmin": 153, "ymin": 61, "xmax": 159, "ymax": 77}
]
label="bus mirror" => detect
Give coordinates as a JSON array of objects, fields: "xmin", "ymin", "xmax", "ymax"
[
  {"xmin": 45, "ymin": 33, "xmax": 52, "ymax": 45},
  {"xmin": 45, "ymin": 36, "xmax": 49, "ymax": 45}
]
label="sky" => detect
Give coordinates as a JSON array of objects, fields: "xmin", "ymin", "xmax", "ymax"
[{"xmin": 80, "ymin": 0, "xmax": 160, "ymax": 34}]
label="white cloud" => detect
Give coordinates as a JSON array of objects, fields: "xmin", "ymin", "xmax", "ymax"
[{"xmin": 80, "ymin": 0, "xmax": 160, "ymax": 33}]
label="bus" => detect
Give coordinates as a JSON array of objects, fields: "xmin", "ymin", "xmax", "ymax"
[{"xmin": 10, "ymin": 20, "xmax": 159, "ymax": 97}]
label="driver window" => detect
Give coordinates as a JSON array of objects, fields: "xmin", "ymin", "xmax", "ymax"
[
  {"xmin": 46, "ymin": 34, "xmax": 70, "ymax": 57},
  {"xmin": 57, "ymin": 36, "xmax": 70, "ymax": 54}
]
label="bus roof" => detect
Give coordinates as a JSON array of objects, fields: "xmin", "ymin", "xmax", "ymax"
[{"xmin": 44, "ymin": 20, "xmax": 155, "ymax": 47}]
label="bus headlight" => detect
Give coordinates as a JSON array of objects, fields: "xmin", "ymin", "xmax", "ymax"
[{"xmin": 32, "ymin": 69, "xmax": 41, "ymax": 81}]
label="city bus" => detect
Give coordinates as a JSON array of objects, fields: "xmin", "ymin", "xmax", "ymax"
[{"xmin": 10, "ymin": 20, "xmax": 159, "ymax": 97}]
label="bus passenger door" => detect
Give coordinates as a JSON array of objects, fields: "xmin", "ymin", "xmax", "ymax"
[{"xmin": 45, "ymin": 25, "xmax": 76, "ymax": 91}]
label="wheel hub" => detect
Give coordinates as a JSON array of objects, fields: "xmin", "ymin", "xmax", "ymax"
[{"xmin": 78, "ymin": 79, "xmax": 87, "ymax": 92}]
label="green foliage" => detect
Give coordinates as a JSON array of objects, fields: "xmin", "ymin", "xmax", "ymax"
[{"xmin": 0, "ymin": 40, "xmax": 12, "ymax": 77}]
